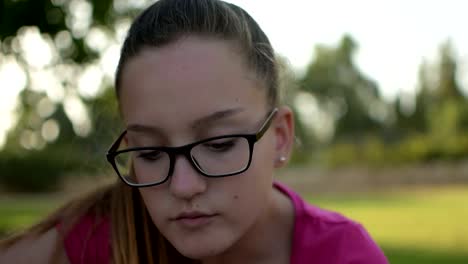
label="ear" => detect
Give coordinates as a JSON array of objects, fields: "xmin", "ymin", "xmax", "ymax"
[{"xmin": 272, "ymin": 106, "xmax": 294, "ymax": 168}]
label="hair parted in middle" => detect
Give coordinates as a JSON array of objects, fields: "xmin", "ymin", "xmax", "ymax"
[{"xmin": 115, "ymin": 0, "xmax": 279, "ymax": 107}]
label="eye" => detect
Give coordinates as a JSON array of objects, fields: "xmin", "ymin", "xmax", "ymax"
[
  {"xmin": 137, "ymin": 150, "xmax": 163, "ymax": 161},
  {"xmin": 203, "ymin": 138, "xmax": 237, "ymax": 152}
]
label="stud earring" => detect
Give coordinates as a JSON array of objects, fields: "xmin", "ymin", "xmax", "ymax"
[{"xmin": 279, "ymin": 156, "xmax": 286, "ymax": 162}]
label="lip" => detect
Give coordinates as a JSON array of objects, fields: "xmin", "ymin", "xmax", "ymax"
[{"xmin": 172, "ymin": 211, "xmax": 218, "ymax": 228}]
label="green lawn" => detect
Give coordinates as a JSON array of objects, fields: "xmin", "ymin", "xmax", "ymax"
[
  {"xmin": 309, "ymin": 185, "xmax": 468, "ymax": 263},
  {"xmin": 1, "ymin": 186, "xmax": 468, "ymax": 263},
  {"xmin": 0, "ymin": 195, "xmax": 63, "ymax": 236}
]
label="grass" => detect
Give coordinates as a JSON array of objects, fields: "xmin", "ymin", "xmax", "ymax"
[
  {"xmin": 380, "ymin": 245, "xmax": 468, "ymax": 264},
  {"xmin": 308, "ymin": 185, "xmax": 468, "ymax": 263},
  {"xmin": 0, "ymin": 195, "xmax": 63, "ymax": 236},
  {"xmin": 1, "ymin": 185, "xmax": 468, "ymax": 263}
]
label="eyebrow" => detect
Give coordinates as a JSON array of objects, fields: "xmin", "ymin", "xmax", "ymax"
[
  {"xmin": 191, "ymin": 107, "xmax": 245, "ymax": 129},
  {"xmin": 126, "ymin": 107, "xmax": 245, "ymax": 134}
]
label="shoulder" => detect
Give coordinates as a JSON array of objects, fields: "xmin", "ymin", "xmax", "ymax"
[
  {"xmin": 0, "ymin": 228, "xmax": 69, "ymax": 264},
  {"xmin": 274, "ymin": 182, "xmax": 389, "ymax": 264},
  {"xmin": 60, "ymin": 212, "xmax": 111, "ymax": 264},
  {"xmin": 298, "ymin": 205, "xmax": 388, "ymax": 263}
]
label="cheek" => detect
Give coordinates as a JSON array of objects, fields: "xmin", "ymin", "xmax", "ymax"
[
  {"xmin": 250, "ymin": 136, "xmax": 276, "ymax": 182},
  {"xmin": 222, "ymin": 159, "xmax": 273, "ymax": 217},
  {"xmin": 138, "ymin": 188, "xmax": 169, "ymax": 225},
  {"xmin": 233, "ymin": 138, "xmax": 276, "ymax": 212}
]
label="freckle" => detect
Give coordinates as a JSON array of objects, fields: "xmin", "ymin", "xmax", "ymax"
[{"xmin": 233, "ymin": 195, "xmax": 239, "ymax": 200}]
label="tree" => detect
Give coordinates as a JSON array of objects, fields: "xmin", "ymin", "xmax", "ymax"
[
  {"xmin": 298, "ymin": 35, "xmax": 388, "ymax": 143},
  {"xmin": 435, "ymin": 40, "xmax": 463, "ymax": 101},
  {"xmin": 392, "ymin": 39, "xmax": 468, "ymax": 162},
  {"xmin": 0, "ymin": 0, "xmax": 149, "ymax": 191},
  {"xmin": 394, "ymin": 60, "xmax": 432, "ymax": 135},
  {"xmin": 0, "ymin": 0, "xmax": 150, "ymax": 151}
]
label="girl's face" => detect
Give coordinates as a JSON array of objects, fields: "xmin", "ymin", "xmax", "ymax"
[{"xmin": 119, "ymin": 36, "xmax": 289, "ymax": 259}]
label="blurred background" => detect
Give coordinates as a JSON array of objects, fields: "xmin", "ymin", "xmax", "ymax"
[{"xmin": 0, "ymin": 0, "xmax": 467, "ymax": 263}]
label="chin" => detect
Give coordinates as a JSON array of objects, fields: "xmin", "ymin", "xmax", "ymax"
[
  {"xmin": 169, "ymin": 234, "xmax": 233, "ymax": 260},
  {"xmin": 175, "ymin": 242, "xmax": 226, "ymax": 259}
]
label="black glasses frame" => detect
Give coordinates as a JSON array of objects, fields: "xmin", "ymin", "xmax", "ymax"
[{"xmin": 106, "ymin": 108, "xmax": 278, "ymax": 188}]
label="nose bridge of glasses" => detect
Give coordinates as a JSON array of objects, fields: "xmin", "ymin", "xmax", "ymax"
[
  {"xmin": 166, "ymin": 143, "xmax": 203, "ymax": 177},
  {"xmin": 167, "ymin": 147, "xmax": 208, "ymax": 197}
]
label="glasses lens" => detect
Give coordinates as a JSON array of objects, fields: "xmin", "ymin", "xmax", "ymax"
[
  {"xmin": 191, "ymin": 136, "xmax": 250, "ymax": 176},
  {"xmin": 115, "ymin": 149, "xmax": 170, "ymax": 185}
]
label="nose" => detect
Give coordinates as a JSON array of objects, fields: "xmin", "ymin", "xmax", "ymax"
[{"xmin": 169, "ymin": 155, "xmax": 207, "ymax": 200}]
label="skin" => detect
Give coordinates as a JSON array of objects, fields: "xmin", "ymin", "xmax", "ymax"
[
  {"xmin": 0, "ymin": 229, "xmax": 69, "ymax": 264},
  {"xmin": 119, "ymin": 35, "xmax": 296, "ymax": 263}
]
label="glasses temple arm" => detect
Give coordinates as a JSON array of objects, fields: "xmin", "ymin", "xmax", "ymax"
[
  {"xmin": 256, "ymin": 108, "xmax": 278, "ymax": 141},
  {"xmin": 107, "ymin": 130, "xmax": 128, "ymax": 155}
]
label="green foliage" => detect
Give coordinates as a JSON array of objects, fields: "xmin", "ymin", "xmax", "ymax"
[
  {"xmin": 0, "ymin": 0, "xmax": 143, "ymax": 61},
  {"xmin": 0, "ymin": 146, "xmax": 85, "ymax": 192},
  {"xmin": 317, "ymin": 38, "xmax": 468, "ymax": 168},
  {"xmin": 0, "ymin": 0, "xmax": 66, "ymax": 39},
  {"xmin": 321, "ymin": 131, "xmax": 468, "ymax": 168},
  {"xmin": 0, "ymin": 1, "xmax": 139, "ymax": 192},
  {"xmin": 0, "ymin": 0, "xmax": 140, "ymax": 151},
  {"xmin": 435, "ymin": 41, "xmax": 463, "ymax": 100},
  {"xmin": 298, "ymin": 35, "xmax": 387, "ymax": 142}
]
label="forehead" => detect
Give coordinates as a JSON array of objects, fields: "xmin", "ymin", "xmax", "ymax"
[{"xmin": 118, "ymin": 36, "xmax": 267, "ymax": 126}]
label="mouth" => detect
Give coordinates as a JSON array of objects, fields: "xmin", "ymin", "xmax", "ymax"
[{"xmin": 172, "ymin": 212, "xmax": 218, "ymax": 228}]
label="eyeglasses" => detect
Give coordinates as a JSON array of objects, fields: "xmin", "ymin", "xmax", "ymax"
[{"xmin": 106, "ymin": 108, "xmax": 278, "ymax": 188}]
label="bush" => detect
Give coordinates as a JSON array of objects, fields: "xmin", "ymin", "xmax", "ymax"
[
  {"xmin": 318, "ymin": 132, "xmax": 468, "ymax": 168},
  {"xmin": 0, "ymin": 148, "xmax": 83, "ymax": 193}
]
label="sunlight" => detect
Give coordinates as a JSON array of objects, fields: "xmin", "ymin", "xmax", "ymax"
[
  {"xmin": 54, "ymin": 30, "xmax": 73, "ymax": 51},
  {"xmin": 101, "ymin": 44, "xmax": 121, "ymax": 80},
  {"xmin": 20, "ymin": 129, "xmax": 45, "ymax": 150},
  {"xmin": 85, "ymin": 27, "xmax": 111, "ymax": 52},
  {"xmin": 294, "ymin": 92, "xmax": 334, "ymax": 143},
  {"xmin": 458, "ymin": 58, "xmax": 468, "ymax": 96},
  {"xmin": 113, "ymin": 0, "xmax": 149, "ymax": 13},
  {"xmin": 67, "ymin": 0, "xmax": 92, "ymax": 38},
  {"xmin": 78, "ymin": 64, "xmax": 104, "ymax": 98},
  {"xmin": 0, "ymin": 56, "xmax": 27, "ymax": 148},
  {"xmin": 63, "ymin": 95, "xmax": 92, "ymax": 137},
  {"xmin": 18, "ymin": 27, "xmax": 55, "ymax": 68},
  {"xmin": 41, "ymin": 119, "xmax": 60, "ymax": 142},
  {"xmin": 36, "ymin": 97, "xmax": 56, "ymax": 119}
]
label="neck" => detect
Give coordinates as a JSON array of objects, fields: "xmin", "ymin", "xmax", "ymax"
[{"xmin": 201, "ymin": 187, "xmax": 294, "ymax": 264}]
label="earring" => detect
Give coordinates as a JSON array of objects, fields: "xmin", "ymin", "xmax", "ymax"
[{"xmin": 279, "ymin": 156, "xmax": 286, "ymax": 162}]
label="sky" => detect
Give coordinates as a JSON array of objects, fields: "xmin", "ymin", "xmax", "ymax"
[
  {"xmin": 229, "ymin": 0, "xmax": 468, "ymax": 99},
  {"xmin": 1, "ymin": 0, "xmax": 468, "ymax": 148}
]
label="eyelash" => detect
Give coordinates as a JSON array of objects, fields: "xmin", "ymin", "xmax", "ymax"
[
  {"xmin": 203, "ymin": 139, "xmax": 237, "ymax": 152},
  {"xmin": 138, "ymin": 150, "xmax": 163, "ymax": 161}
]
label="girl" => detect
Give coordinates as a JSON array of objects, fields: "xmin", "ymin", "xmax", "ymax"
[{"xmin": 0, "ymin": 0, "xmax": 389, "ymax": 263}]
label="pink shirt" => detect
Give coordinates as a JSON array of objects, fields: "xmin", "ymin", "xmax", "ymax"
[
  {"xmin": 274, "ymin": 182, "xmax": 389, "ymax": 264},
  {"xmin": 61, "ymin": 213, "xmax": 110, "ymax": 263},
  {"xmin": 62, "ymin": 183, "xmax": 388, "ymax": 263}
]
